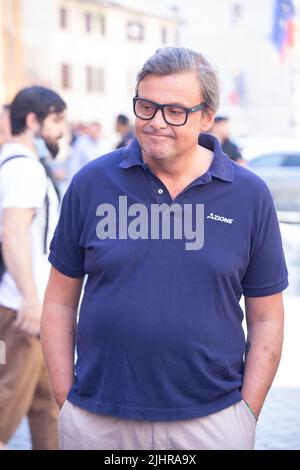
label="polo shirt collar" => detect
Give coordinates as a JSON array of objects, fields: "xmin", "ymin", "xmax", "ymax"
[
  {"xmin": 198, "ymin": 133, "xmax": 234, "ymax": 183},
  {"xmin": 119, "ymin": 134, "xmax": 234, "ymax": 183},
  {"xmin": 118, "ymin": 138, "xmax": 145, "ymax": 169}
]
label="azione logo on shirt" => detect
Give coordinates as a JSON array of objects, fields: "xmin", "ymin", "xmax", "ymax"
[{"xmin": 206, "ymin": 212, "xmax": 234, "ymax": 224}]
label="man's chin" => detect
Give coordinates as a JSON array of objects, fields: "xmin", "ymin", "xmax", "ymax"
[
  {"xmin": 145, "ymin": 142, "xmax": 172, "ymax": 160},
  {"xmin": 144, "ymin": 146, "xmax": 168, "ymax": 160},
  {"xmin": 45, "ymin": 140, "xmax": 60, "ymax": 158},
  {"xmin": 148, "ymin": 153, "xmax": 169, "ymax": 160}
]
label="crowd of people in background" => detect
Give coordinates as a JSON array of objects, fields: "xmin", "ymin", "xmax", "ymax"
[{"xmin": 67, "ymin": 121, "xmax": 111, "ymax": 179}]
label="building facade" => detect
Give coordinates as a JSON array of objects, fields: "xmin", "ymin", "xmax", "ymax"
[
  {"xmin": 0, "ymin": 0, "xmax": 24, "ymax": 104},
  {"xmin": 2, "ymin": 0, "xmax": 181, "ymax": 141},
  {"xmin": 179, "ymin": 0, "xmax": 300, "ymax": 138}
]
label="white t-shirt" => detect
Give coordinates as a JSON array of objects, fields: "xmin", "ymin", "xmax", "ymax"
[{"xmin": 0, "ymin": 143, "xmax": 60, "ymax": 310}]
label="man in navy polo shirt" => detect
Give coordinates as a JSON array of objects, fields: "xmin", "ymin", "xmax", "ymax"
[{"xmin": 41, "ymin": 47, "xmax": 288, "ymax": 450}]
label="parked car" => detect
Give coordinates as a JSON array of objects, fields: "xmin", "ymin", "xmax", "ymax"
[{"xmin": 240, "ymin": 139, "xmax": 300, "ymax": 213}]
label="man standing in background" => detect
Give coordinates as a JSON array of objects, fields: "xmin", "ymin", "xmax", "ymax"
[
  {"xmin": 0, "ymin": 86, "xmax": 66, "ymax": 449},
  {"xmin": 115, "ymin": 114, "xmax": 135, "ymax": 149},
  {"xmin": 209, "ymin": 115, "xmax": 246, "ymax": 165}
]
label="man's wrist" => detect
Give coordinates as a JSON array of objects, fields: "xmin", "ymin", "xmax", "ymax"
[
  {"xmin": 54, "ymin": 383, "xmax": 73, "ymax": 408},
  {"xmin": 241, "ymin": 391, "xmax": 262, "ymax": 420},
  {"xmin": 243, "ymin": 399, "xmax": 259, "ymax": 421},
  {"xmin": 56, "ymin": 393, "xmax": 68, "ymax": 409}
]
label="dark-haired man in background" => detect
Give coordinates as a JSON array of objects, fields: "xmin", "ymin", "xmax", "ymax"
[
  {"xmin": 115, "ymin": 114, "xmax": 135, "ymax": 149},
  {"xmin": 0, "ymin": 86, "xmax": 66, "ymax": 449},
  {"xmin": 210, "ymin": 115, "xmax": 245, "ymax": 166}
]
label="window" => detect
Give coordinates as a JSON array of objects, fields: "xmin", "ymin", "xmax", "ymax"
[
  {"xmin": 99, "ymin": 14, "xmax": 106, "ymax": 35},
  {"xmin": 127, "ymin": 22, "xmax": 144, "ymax": 41},
  {"xmin": 86, "ymin": 67, "xmax": 92, "ymax": 92},
  {"xmin": 161, "ymin": 27, "xmax": 167, "ymax": 45},
  {"xmin": 127, "ymin": 68, "xmax": 138, "ymax": 94},
  {"xmin": 59, "ymin": 7, "xmax": 67, "ymax": 29},
  {"xmin": 84, "ymin": 12, "xmax": 105, "ymax": 35},
  {"xmin": 85, "ymin": 12, "xmax": 92, "ymax": 32},
  {"xmin": 249, "ymin": 153, "xmax": 285, "ymax": 168},
  {"xmin": 61, "ymin": 63, "xmax": 71, "ymax": 89},
  {"xmin": 86, "ymin": 66, "xmax": 104, "ymax": 93},
  {"xmin": 230, "ymin": 3, "xmax": 242, "ymax": 27}
]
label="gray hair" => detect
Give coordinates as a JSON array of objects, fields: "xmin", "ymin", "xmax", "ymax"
[{"xmin": 136, "ymin": 47, "xmax": 219, "ymax": 113}]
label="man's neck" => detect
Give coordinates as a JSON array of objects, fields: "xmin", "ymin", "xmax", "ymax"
[
  {"xmin": 143, "ymin": 145, "xmax": 214, "ymax": 200},
  {"xmin": 144, "ymin": 145, "xmax": 214, "ymax": 181},
  {"xmin": 10, "ymin": 133, "xmax": 38, "ymax": 158}
]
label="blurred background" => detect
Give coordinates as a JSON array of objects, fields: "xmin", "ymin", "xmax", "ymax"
[
  {"xmin": 1, "ymin": 0, "xmax": 300, "ymax": 140},
  {"xmin": 1, "ymin": 0, "xmax": 300, "ymax": 450}
]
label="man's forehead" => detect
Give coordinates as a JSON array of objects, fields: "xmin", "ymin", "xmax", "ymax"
[
  {"xmin": 47, "ymin": 110, "xmax": 66, "ymax": 119},
  {"xmin": 137, "ymin": 72, "xmax": 202, "ymax": 103}
]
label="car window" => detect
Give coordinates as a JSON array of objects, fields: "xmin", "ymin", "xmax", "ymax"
[
  {"xmin": 282, "ymin": 154, "xmax": 300, "ymax": 167},
  {"xmin": 248, "ymin": 153, "xmax": 285, "ymax": 167}
]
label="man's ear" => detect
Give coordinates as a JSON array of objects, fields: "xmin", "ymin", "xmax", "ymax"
[
  {"xmin": 200, "ymin": 110, "xmax": 215, "ymax": 132},
  {"xmin": 25, "ymin": 112, "xmax": 40, "ymax": 133}
]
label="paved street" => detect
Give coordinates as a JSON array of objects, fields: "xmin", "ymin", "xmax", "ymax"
[{"xmin": 6, "ymin": 222, "xmax": 300, "ymax": 450}]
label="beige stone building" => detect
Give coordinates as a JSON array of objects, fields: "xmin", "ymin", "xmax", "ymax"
[
  {"xmin": 0, "ymin": 0, "xmax": 182, "ymax": 140},
  {"xmin": 0, "ymin": 0, "xmax": 24, "ymax": 104}
]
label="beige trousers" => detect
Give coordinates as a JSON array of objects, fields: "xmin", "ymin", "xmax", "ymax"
[
  {"xmin": 59, "ymin": 399, "xmax": 256, "ymax": 450},
  {"xmin": 0, "ymin": 306, "xmax": 59, "ymax": 449}
]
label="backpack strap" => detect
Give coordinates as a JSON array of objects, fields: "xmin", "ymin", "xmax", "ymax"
[
  {"xmin": 0, "ymin": 154, "xmax": 28, "ymax": 168},
  {"xmin": 0, "ymin": 154, "xmax": 60, "ymax": 255},
  {"xmin": 39, "ymin": 158, "xmax": 61, "ymax": 254},
  {"xmin": 39, "ymin": 157, "xmax": 61, "ymax": 202}
]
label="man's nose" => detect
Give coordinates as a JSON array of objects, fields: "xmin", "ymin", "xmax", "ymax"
[{"xmin": 149, "ymin": 108, "xmax": 167, "ymax": 129}]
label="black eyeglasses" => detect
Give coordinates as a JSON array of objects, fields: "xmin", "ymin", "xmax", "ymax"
[{"xmin": 133, "ymin": 97, "xmax": 206, "ymax": 126}]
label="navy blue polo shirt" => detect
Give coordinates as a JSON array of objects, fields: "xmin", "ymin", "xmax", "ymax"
[{"xmin": 49, "ymin": 134, "xmax": 288, "ymax": 421}]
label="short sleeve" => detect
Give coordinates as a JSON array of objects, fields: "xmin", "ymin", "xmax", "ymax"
[
  {"xmin": 0, "ymin": 159, "xmax": 46, "ymax": 209},
  {"xmin": 48, "ymin": 180, "xmax": 85, "ymax": 278},
  {"xmin": 242, "ymin": 198, "xmax": 288, "ymax": 297}
]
